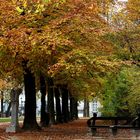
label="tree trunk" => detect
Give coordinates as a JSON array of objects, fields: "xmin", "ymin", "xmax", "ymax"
[
  {"xmin": 0, "ymin": 92, "xmax": 3, "ymax": 117},
  {"xmin": 61, "ymin": 86, "xmax": 69, "ymax": 123},
  {"xmin": 74, "ymin": 99, "xmax": 78, "ymax": 119},
  {"xmin": 47, "ymin": 77, "xmax": 55, "ymax": 124},
  {"xmin": 40, "ymin": 75, "xmax": 49, "ymax": 127},
  {"xmin": 54, "ymin": 87, "xmax": 62, "ymax": 123},
  {"xmin": 22, "ymin": 66, "xmax": 40, "ymax": 130},
  {"xmin": 5, "ymin": 102, "xmax": 11, "ymax": 117},
  {"xmin": 83, "ymin": 98, "xmax": 89, "ymax": 117},
  {"xmin": 69, "ymin": 94, "xmax": 75, "ymax": 121}
]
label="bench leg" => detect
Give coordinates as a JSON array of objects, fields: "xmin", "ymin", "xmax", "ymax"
[
  {"xmin": 91, "ymin": 128, "xmax": 97, "ymax": 136},
  {"xmin": 110, "ymin": 127, "xmax": 117, "ymax": 136}
]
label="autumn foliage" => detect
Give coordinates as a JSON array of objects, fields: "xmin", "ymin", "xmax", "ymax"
[{"xmin": 0, "ymin": 0, "xmax": 140, "ymax": 130}]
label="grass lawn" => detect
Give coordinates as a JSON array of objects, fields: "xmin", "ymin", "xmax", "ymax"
[
  {"xmin": 0, "ymin": 117, "xmax": 24, "ymax": 123},
  {"xmin": 0, "ymin": 117, "xmax": 11, "ymax": 123}
]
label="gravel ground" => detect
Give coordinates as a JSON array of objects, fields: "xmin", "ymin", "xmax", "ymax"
[{"xmin": 0, "ymin": 118, "xmax": 140, "ymax": 140}]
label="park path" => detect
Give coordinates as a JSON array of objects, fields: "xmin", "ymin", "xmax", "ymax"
[{"xmin": 0, "ymin": 118, "xmax": 140, "ymax": 140}]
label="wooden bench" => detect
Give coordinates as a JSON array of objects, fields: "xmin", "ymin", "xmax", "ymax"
[{"xmin": 87, "ymin": 113, "xmax": 140, "ymax": 135}]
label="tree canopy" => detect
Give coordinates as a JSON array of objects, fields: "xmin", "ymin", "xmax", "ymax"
[
  {"xmin": 0, "ymin": 0, "xmax": 140, "ymax": 119},
  {"xmin": 0, "ymin": 0, "xmax": 119, "ymax": 97}
]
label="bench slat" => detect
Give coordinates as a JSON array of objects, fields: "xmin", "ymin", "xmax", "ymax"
[{"xmin": 89, "ymin": 125, "xmax": 110, "ymax": 128}]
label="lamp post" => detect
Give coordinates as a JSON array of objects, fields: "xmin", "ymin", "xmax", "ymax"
[
  {"xmin": 20, "ymin": 97, "xmax": 24, "ymax": 116},
  {"xmin": 20, "ymin": 97, "xmax": 22, "ymax": 107}
]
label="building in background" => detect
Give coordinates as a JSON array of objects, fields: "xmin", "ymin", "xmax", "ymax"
[{"xmin": 78, "ymin": 99, "xmax": 102, "ymax": 118}]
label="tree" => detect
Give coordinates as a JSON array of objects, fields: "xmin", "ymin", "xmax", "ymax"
[
  {"xmin": 54, "ymin": 87, "xmax": 62, "ymax": 123},
  {"xmin": 0, "ymin": 79, "xmax": 6, "ymax": 117},
  {"xmin": 0, "ymin": 0, "xmax": 121, "ymax": 130},
  {"xmin": 46, "ymin": 0, "xmax": 122, "ymax": 117},
  {"xmin": 47, "ymin": 77, "xmax": 55, "ymax": 124},
  {"xmin": 100, "ymin": 65, "xmax": 140, "ymax": 117},
  {"xmin": 98, "ymin": 0, "xmax": 140, "ymax": 117},
  {"xmin": 125, "ymin": 66, "xmax": 140, "ymax": 116},
  {"xmin": 111, "ymin": 0, "xmax": 140, "ymax": 62},
  {"xmin": 40, "ymin": 75, "xmax": 48, "ymax": 126},
  {"xmin": 100, "ymin": 69, "xmax": 130, "ymax": 117},
  {"xmin": 0, "ymin": 0, "xmax": 71, "ymax": 130}
]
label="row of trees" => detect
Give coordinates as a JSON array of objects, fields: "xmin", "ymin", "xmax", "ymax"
[
  {"xmin": 0, "ymin": 0, "xmax": 139, "ymax": 130},
  {"xmin": 40, "ymin": 77, "xmax": 79, "ymax": 127}
]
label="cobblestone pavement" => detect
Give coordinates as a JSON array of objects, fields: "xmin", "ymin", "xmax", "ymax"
[{"xmin": 0, "ymin": 118, "xmax": 140, "ymax": 140}]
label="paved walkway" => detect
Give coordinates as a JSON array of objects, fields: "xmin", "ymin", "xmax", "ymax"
[{"xmin": 0, "ymin": 118, "xmax": 140, "ymax": 140}]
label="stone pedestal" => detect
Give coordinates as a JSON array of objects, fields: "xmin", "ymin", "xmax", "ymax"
[{"xmin": 6, "ymin": 89, "xmax": 21, "ymax": 133}]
